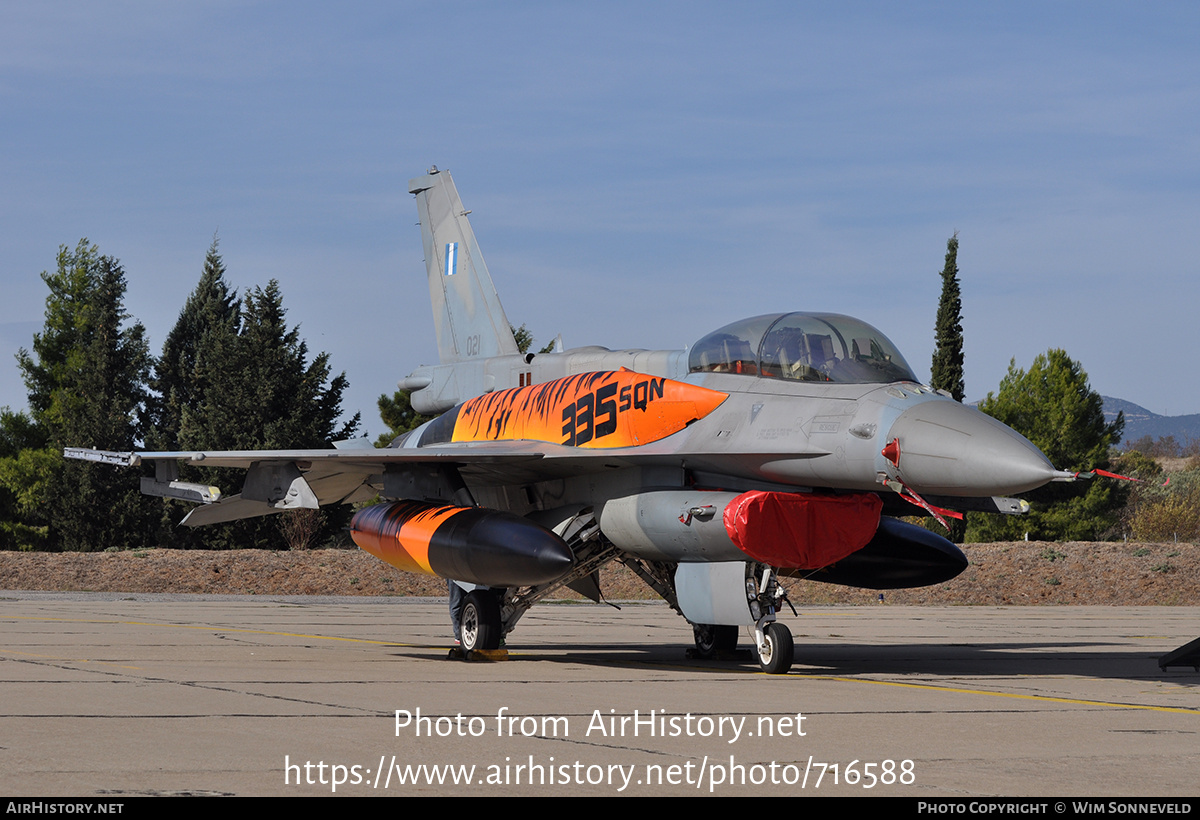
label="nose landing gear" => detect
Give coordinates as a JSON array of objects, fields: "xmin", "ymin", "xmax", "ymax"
[
  {"xmin": 750, "ymin": 565, "xmax": 794, "ymax": 675},
  {"xmin": 754, "ymin": 621, "xmax": 794, "ymax": 675}
]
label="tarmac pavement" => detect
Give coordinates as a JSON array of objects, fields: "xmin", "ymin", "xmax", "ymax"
[{"xmin": 1, "ymin": 592, "xmax": 1197, "ymax": 797}]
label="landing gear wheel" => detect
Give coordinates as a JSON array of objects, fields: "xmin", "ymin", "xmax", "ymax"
[
  {"xmin": 693, "ymin": 624, "xmax": 739, "ymax": 658},
  {"xmin": 757, "ymin": 622, "xmax": 793, "ymax": 674},
  {"xmin": 461, "ymin": 590, "xmax": 502, "ymax": 652}
]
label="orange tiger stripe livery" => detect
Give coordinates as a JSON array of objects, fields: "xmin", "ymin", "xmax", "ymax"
[
  {"xmin": 350, "ymin": 500, "xmax": 574, "ymax": 588},
  {"xmin": 450, "ymin": 369, "xmax": 727, "ymax": 448},
  {"xmin": 350, "ymin": 499, "xmax": 451, "ymax": 576}
]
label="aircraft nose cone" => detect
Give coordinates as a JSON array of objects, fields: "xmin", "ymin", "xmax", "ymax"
[{"xmin": 885, "ymin": 400, "xmax": 1057, "ymax": 496}]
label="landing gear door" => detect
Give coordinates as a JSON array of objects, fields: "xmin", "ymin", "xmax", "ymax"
[{"xmin": 674, "ymin": 562, "xmax": 756, "ymax": 626}]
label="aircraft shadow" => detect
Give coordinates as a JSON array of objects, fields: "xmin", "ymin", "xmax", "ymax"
[{"xmin": 384, "ymin": 639, "xmax": 1196, "ymax": 683}]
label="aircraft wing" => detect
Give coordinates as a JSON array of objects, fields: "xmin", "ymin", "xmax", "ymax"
[
  {"xmin": 62, "ymin": 370, "xmax": 777, "ymax": 525},
  {"xmin": 67, "ymin": 442, "xmax": 551, "ymax": 471},
  {"xmin": 63, "ymin": 439, "xmax": 828, "ymax": 527},
  {"xmin": 64, "ymin": 442, "xmax": 552, "ymax": 526}
]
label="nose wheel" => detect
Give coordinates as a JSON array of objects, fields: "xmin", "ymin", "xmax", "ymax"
[{"xmin": 755, "ymin": 622, "xmax": 793, "ymax": 675}]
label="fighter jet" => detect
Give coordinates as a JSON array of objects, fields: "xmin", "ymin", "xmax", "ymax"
[{"xmin": 66, "ymin": 167, "xmax": 1075, "ymax": 674}]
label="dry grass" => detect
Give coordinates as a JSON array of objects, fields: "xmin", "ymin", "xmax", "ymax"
[{"xmin": 0, "ymin": 540, "xmax": 1197, "ymax": 605}]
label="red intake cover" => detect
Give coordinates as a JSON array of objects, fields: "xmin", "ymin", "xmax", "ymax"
[{"xmin": 722, "ymin": 491, "xmax": 883, "ymax": 569}]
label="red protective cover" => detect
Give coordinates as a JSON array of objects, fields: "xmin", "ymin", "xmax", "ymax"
[{"xmin": 722, "ymin": 491, "xmax": 882, "ymax": 569}]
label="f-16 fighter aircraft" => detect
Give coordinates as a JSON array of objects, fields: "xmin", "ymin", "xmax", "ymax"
[{"xmin": 67, "ymin": 167, "xmax": 1076, "ymax": 673}]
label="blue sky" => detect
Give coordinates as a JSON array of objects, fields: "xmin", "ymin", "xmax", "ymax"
[{"xmin": 4, "ymin": 2, "xmax": 1199, "ymax": 441}]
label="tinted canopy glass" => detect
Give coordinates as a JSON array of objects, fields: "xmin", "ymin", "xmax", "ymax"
[{"xmin": 689, "ymin": 313, "xmax": 917, "ymax": 385}]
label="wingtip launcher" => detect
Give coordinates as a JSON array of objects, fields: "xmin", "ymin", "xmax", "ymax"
[{"xmin": 64, "ymin": 447, "xmax": 221, "ymax": 505}]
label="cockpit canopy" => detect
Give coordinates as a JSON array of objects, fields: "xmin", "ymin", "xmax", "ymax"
[{"xmin": 688, "ymin": 312, "xmax": 918, "ymax": 385}]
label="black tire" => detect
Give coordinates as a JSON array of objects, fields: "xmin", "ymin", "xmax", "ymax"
[
  {"xmin": 757, "ymin": 622, "xmax": 793, "ymax": 674},
  {"xmin": 461, "ymin": 590, "xmax": 502, "ymax": 651},
  {"xmin": 693, "ymin": 624, "xmax": 739, "ymax": 658}
]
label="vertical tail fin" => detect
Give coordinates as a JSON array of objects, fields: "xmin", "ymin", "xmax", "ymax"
[{"xmin": 409, "ymin": 168, "xmax": 519, "ymax": 364}]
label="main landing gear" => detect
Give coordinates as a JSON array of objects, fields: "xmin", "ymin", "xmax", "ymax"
[
  {"xmin": 460, "ymin": 589, "xmax": 503, "ymax": 652},
  {"xmin": 691, "ymin": 623, "xmax": 740, "ymax": 659}
]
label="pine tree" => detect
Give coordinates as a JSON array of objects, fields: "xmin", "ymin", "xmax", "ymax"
[
  {"xmin": 148, "ymin": 237, "xmax": 239, "ymax": 451},
  {"xmin": 175, "ymin": 279, "xmax": 360, "ymax": 548},
  {"xmin": 511, "ymin": 323, "xmax": 556, "ymax": 355},
  {"xmin": 13, "ymin": 240, "xmax": 156, "ymax": 550},
  {"xmin": 931, "ymin": 233, "xmax": 965, "ymax": 403},
  {"xmin": 0, "ymin": 408, "xmax": 52, "ymax": 549},
  {"xmin": 968, "ymin": 349, "xmax": 1126, "ymax": 542},
  {"xmin": 181, "ymin": 281, "xmax": 359, "ymax": 451},
  {"xmin": 376, "ymin": 390, "xmax": 431, "ymax": 446},
  {"xmin": 512, "ymin": 323, "xmax": 535, "ymax": 356}
]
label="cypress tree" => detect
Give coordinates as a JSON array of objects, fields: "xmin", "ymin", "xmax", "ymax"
[{"xmin": 931, "ymin": 233, "xmax": 965, "ymax": 403}]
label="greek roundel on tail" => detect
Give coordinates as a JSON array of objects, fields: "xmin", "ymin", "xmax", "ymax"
[{"xmin": 66, "ymin": 167, "xmax": 1079, "ymax": 674}]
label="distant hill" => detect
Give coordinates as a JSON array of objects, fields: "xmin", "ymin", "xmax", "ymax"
[{"xmin": 1102, "ymin": 396, "xmax": 1200, "ymax": 447}]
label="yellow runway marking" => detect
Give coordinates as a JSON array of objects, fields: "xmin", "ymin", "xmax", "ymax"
[
  {"xmin": 2, "ymin": 615, "xmax": 412, "ymax": 647},
  {"xmin": 806, "ymin": 675, "xmax": 1200, "ymax": 715},
  {"xmin": 6, "ymin": 616, "xmax": 1195, "ymax": 716}
]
